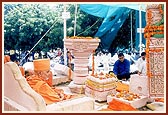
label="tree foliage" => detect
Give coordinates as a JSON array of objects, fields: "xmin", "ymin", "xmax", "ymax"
[{"xmin": 4, "ymin": 4, "xmax": 103, "ymax": 52}]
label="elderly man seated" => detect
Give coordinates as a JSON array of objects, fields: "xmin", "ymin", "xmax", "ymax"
[
  {"xmin": 4, "ymin": 60, "xmax": 95, "ymax": 111},
  {"xmin": 25, "ymin": 58, "xmax": 75, "ymax": 105}
]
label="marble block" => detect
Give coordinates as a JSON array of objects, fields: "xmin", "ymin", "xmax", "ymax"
[
  {"xmin": 68, "ymin": 81, "xmax": 85, "ymax": 94},
  {"xmin": 129, "ymin": 74, "xmax": 149, "ymax": 96},
  {"xmin": 52, "ymin": 75, "xmax": 70, "ymax": 86},
  {"xmin": 73, "ymin": 75, "xmax": 88, "ymax": 85},
  {"xmin": 85, "ymin": 86, "xmax": 116, "ymax": 102}
]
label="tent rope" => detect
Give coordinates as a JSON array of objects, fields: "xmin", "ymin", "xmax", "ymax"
[
  {"xmin": 76, "ymin": 18, "xmax": 101, "ymax": 36},
  {"xmin": 19, "ymin": 19, "xmax": 58, "ymax": 65}
]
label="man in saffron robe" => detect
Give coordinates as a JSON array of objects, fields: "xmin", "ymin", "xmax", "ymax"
[{"xmin": 26, "ymin": 58, "xmax": 74, "ymax": 105}]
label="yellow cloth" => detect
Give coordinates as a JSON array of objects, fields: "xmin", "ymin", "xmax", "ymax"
[
  {"xmin": 33, "ymin": 59, "xmax": 50, "ymax": 71},
  {"xmin": 26, "ymin": 75, "xmax": 73, "ymax": 105}
]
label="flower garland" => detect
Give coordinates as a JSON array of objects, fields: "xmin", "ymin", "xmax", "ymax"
[
  {"xmin": 146, "ymin": 37, "xmax": 151, "ymax": 77},
  {"xmin": 91, "ymin": 50, "xmax": 95, "ymax": 76},
  {"xmin": 146, "ymin": 48, "xmax": 164, "ymax": 52},
  {"xmin": 67, "ymin": 36, "xmax": 99, "ymax": 39},
  {"xmin": 144, "ymin": 4, "xmax": 164, "ymax": 39},
  {"xmin": 144, "ymin": 25, "xmax": 164, "ymax": 38}
]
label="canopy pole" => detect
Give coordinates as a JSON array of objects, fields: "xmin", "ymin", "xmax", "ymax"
[
  {"xmin": 139, "ymin": 4, "xmax": 142, "ymax": 55},
  {"xmin": 130, "ymin": 10, "xmax": 133, "ymax": 52},
  {"xmin": 74, "ymin": 4, "xmax": 77, "ymax": 36},
  {"xmin": 63, "ymin": 4, "xmax": 67, "ymax": 66}
]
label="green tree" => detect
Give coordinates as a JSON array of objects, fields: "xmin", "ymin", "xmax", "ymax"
[
  {"xmin": 4, "ymin": 4, "xmax": 62, "ymax": 52},
  {"xmin": 4, "ymin": 4, "xmax": 102, "ymax": 52}
]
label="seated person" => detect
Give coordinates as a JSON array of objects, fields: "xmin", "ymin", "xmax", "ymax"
[
  {"xmin": 26, "ymin": 58, "xmax": 75, "ymax": 105},
  {"xmin": 136, "ymin": 52, "xmax": 146, "ymax": 75},
  {"xmin": 67, "ymin": 51, "xmax": 74, "ymax": 71},
  {"xmin": 113, "ymin": 53, "xmax": 130, "ymax": 80}
]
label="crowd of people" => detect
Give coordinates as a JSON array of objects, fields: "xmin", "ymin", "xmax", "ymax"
[
  {"xmin": 4, "ymin": 48, "xmax": 147, "ymax": 75},
  {"xmin": 4, "ymin": 48, "xmax": 68, "ymax": 66}
]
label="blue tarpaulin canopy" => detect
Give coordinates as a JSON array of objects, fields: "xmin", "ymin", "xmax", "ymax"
[{"xmin": 80, "ymin": 4, "xmax": 146, "ymax": 53}]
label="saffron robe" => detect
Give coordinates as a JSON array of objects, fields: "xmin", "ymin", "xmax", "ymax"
[{"xmin": 26, "ymin": 75, "xmax": 72, "ymax": 105}]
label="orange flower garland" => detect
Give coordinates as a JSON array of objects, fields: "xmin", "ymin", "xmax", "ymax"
[
  {"xmin": 67, "ymin": 36, "xmax": 99, "ymax": 39},
  {"xmin": 144, "ymin": 25, "xmax": 164, "ymax": 38},
  {"xmin": 147, "ymin": 48, "xmax": 164, "ymax": 52},
  {"xmin": 145, "ymin": 7, "xmax": 152, "ymax": 77},
  {"xmin": 146, "ymin": 10, "xmax": 152, "ymax": 25},
  {"xmin": 144, "ymin": 4, "xmax": 164, "ymax": 38},
  {"xmin": 145, "ymin": 37, "xmax": 150, "ymax": 77},
  {"xmin": 91, "ymin": 50, "xmax": 95, "ymax": 76}
]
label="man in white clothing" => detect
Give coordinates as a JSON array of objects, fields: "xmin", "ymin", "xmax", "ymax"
[{"xmin": 136, "ymin": 52, "xmax": 146, "ymax": 75}]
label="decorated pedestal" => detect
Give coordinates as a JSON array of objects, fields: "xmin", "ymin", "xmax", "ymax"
[
  {"xmin": 144, "ymin": 4, "xmax": 164, "ymax": 97},
  {"xmin": 85, "ymin": 72, "xmax": 117, "ymax": 102},
  {"xmin": 64, "ymin": 37, "xmax": 100, "ymax": 93},
  {"xmin": 64, "ymin": 37, "xmax": 100, "ymax": 84}
]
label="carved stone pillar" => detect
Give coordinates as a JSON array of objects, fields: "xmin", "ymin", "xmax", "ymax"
[{"xmin": 145, "ymin": 4, "xmax": 164, "ymax": 97}]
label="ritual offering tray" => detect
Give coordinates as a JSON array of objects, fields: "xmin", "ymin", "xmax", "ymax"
[{"xmin": 107, "ymin": 91, "xmax": 148, "ymax": 108}]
